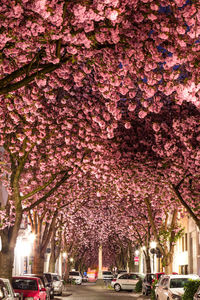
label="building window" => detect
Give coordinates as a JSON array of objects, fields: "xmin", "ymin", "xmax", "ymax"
[
  {"xmin": 180, "ymin": 265, "xmax": 188, "ymax": 275},
  {"xmin": 185, "ymin": 233, "xmax": 188, "ymax": 251},
  {"xmin": 182, "ymin": 236, "xmax": 185, "ymax": 252},
  {"xmin": 181, "ymin": 234, "xmax": 188, "ymax": 252}
]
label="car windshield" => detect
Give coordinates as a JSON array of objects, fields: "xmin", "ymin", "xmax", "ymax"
[
  {"xmin": 103, "ymin": 272, "xmax": 112, "ymax": 275},
  {"xmin": 170, "ymin": 278, "xmax": 189, "ymax": 288},
  {"xmin": 157, "ymin": 273, "xmax": 164, "ymax": 280},
  {"xmin": 69, "ymin": 272, "xmax": 79, "ymax": 276},
  {"xmin": 3, "ymin": 281, "xmax": 13, "ymax": 297},
  {"xmin": 147, "ymin": 274, "xmax": 156, "ymax": 282},
  {"xmin": 53, "ymin": 275, "xmax": 60, "ymax": 281},
  {"xmin": 12, "ymin": 279, "xmax": 38, "ymax": 291},
  {"xmin": 44, "ymin": 274, "xmax": 52, "ymax": 283}
]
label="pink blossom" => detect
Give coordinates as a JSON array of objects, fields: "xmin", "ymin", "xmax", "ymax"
[
  {"xmin": 106, "ymin": 10, "xmax": 118, "ymax": 21},
  {"xmin": 125, "ymin": 122, "xmax": 131, "ymax": 129},
  {"xmin": 138, "ymin": 110, "xmax": 147, "ymax": 119},
  {"xmin": 152, "ymin": 123, "xmax": 160, "ymax": 132}
]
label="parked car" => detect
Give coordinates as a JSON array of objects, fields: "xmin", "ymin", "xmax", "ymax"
[
  {"xmin": 43, "ymin": 273, "xmax": 54, "ymax": 298},
  {"xmin": 24, "ymin": 274, "xmax": 53, "ymax": 300},
  {"xmin": 69, "ymin": 271, "xmax": 82, "ymax": 285},
  {"xmin": 82, "ymin": 275, "xmax": 88, "ymax": 283},
  {"xmin": 155, "ymin": 274, "xmax": 200, "ymax": 300},
  {"xmin": 50, "ymin": 274, "xmax": 63, "ymax": 296},
  {"xmin": 111, "ymin": 272, "xmax": 144, "ymax": 292},
  {"xmin": 117, "ymin": 270, "xmax": 127, "ymax": 275},
  {"xmin": 102, "ymin": 271, "xmax": 114, "ymax": 281},
  {"xmin": 142, "ymin": 272, "xmax": 165, "ymax": 295},
  {"xmin": 12, "ymin": 276, "xmax": 47, "ymax": 300},
  {"xmin": 0, "ymin": 278, "xmax": 19, "ymax": 300},
  {"xmin": 194, "ymin": 284, "xmax": 200, "ymax": 300}
]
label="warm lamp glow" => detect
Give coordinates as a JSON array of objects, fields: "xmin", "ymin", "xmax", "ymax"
[
  {"xmin": 15, "ymin": 239, "xmax": 31, "ymax": 256},
  {"xmin": 70, "ymin": 257, "xmax": 74, "ymax": 263},
  {"xmin": 150, "ymin": 241, "xmax": 157, "ymax": 249},
  {"xmin": 28, "ymin": 233, "xmax": 36, "ymax": 243},
  {"xmin": 63, "ymin": 252, "xmax": 67, "ymax": 258},
  {"xmin": 135, "ymin": 250, "xmax": 139, "ymax": 256}
]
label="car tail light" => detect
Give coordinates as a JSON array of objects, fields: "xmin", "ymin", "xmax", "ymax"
[{"xmin": 112, "ymin": 279, "xmax": 116, "ymax": 282}]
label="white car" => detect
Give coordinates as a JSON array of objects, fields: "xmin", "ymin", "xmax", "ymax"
[
  {"xmin": 0, "ymin": 278, "xmax": 19, "ymax": 300},
  {"xmin": 194, "ymin": 284, "xmax": 200, "ymax": 300},
  {"xmin": 155, "ymin": 274, "xmax": 200, "ymax": 300},
  {"xmin": 51, "ymin": 274, "xmax": 64, "ymax": 296},
  {"xmin": 69, "ymin": 271, "xmax": 82, "ymax": 285},
  {"xmin": 111, "ymin": 273, "xmax": 143, "ymax": 292},
  {"xmin": 102, "ymin": 271, "xmax": 114, "ymax": 281}
]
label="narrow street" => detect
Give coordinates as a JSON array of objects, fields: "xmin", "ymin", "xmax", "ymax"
[{"xmin": 58, "ymin": 283, "xmax": 151, "ymax": 300}]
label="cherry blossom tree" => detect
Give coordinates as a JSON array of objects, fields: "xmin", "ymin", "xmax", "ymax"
[{"xmin": 0, "ymin": 0, "xmax": 199, "ymax": 279}]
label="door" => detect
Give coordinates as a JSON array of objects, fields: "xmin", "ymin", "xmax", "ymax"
[
  {"xmin": 38, "ymin": 279, "xmax": 46, "ymax": 300},
  {"xmin": 127, "ymin": 274, "xmax": 139, "ymax": 290},
  {"xmin": 117, "ymin": 273, "xmax": 130, "ymax": 290},
  {"xmin": 157, "ymin": 278, "xmax": 169, "ymax": 300}
]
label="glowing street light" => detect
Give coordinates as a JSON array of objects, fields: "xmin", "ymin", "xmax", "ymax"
[
  {"xmin": 150, "ymin": 241, "xmax": 157, "ymax": 249},
  {"xmin": 28, "ymin": 233, "xmax": 36, "ymax": 243},
  {"xmin": 15, "ymin": 238, "xmax": 31, "ymax": 257},
  {"xmin": 135, "ymin": 250, "xmax": 139, "ymax": 256}
]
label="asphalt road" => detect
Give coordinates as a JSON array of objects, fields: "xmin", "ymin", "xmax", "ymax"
[{"xmin": 57, "ymin": 283, "xmax": 151, "ymax": 300}]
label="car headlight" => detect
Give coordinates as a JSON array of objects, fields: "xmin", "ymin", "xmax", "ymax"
[
  {"xmin": 171, "ymin": 294, "xmax": 182, "ymax": 300},
  {"xmin": 24, "ymin": 297, "xmax": 34, "ymax": 300}
]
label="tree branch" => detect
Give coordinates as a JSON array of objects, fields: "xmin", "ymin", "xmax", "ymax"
[
  {"xmin": 171, "ymin": 183, "xmax": 200, "ymax": 229},
  {"xmin": 22, "ymin": 169, "xmax": 72, "ymax": 212},
  {"xmin": 20, "ymin": 173, "xmax": 58, "ymax": 201},
  {"xmin": 0, "ymin": 57, "xmax": 70, "ymax": 95}
]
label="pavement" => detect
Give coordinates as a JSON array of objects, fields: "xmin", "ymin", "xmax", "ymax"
[{"xmin": 62, "ymin": 283, "xmax": 151, "ymax": 299}]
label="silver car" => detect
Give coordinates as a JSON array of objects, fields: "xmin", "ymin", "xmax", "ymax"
[
  {"xmin": 194, "ymin": 285, "xmax": 200, "ymax": 300},
  {"xmin": 51, "ymin": 274, "xmax": 63, "ymax": 296},
  {"xmin": 111, "ymin": 273, "xmax": 144, "ymax": 292},
  {"xmin": 0, "ymin": 278, "xmax": 19, "ymax": 300},
  {"xmin": 155, "ymin": 274, "xmax": 199, "ymax": 300},
  {"xmin": 69, "ymin": 271, "xmax": 82, "ymax": 285},
  {"xmin": 102, "ymin": 271, "xmax": 113, "ymax": 281}
]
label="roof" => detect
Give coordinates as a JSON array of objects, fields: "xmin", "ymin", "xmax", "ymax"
[
  {"xmin": 162, "ymin": 274, "xmax": 200, "ymax": 279},
  {"xmin": 12, "ymin": 276, "xmax": 40, "ymax": 280}
]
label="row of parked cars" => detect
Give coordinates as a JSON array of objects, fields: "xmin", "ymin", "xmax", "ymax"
[
  {"xmin": 111, "ymin": 271, "xmax": 144, "ymax": 292},
  {"xmin": 0, "ymin": 273, "xmax": 64, "ymax": 300},
  {"xmin": 142, "ymin": 272, "xmax": 200, "ymax": 299},
  {"xmin": 109, "ymin": 271, "xmax": 200, "ymax": 299}
]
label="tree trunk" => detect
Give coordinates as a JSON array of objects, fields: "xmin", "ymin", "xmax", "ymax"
[
  {"xmin": 64, "ymin": 259, "xmax": 70, "ymax": 282},
  {"xmin": 48, "ymin": 255, "xmax": 56, "ymax": 273},
  {"xmin": 0, "ymin": 231, "xmax": 15, "ymax": 279},
  {"xmin": 144, "ymin": 253, "xmax": 151, "ymax": 273},
  {"xmin": 48, "ymin": 235, "xmax": 56, "ymax": 273},
  {"xmin": 32, "ymin": 252, "xmax": 45, "ymax": 274},
  {"xmin": 0, "ymin": 207, "xmax": 22, "ymax": 279},
  {"xmin": 162, "ymin": 252, "xmax": 173, "ymax": 275},
  {"xmin": 164, "ymin": 262, "xmax": 173, "ymax": 275}
]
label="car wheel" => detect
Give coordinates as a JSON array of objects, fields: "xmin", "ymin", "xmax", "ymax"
[{"xmin": 114, "ymin": 284, "xmax": 121, "ymax": 292}]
